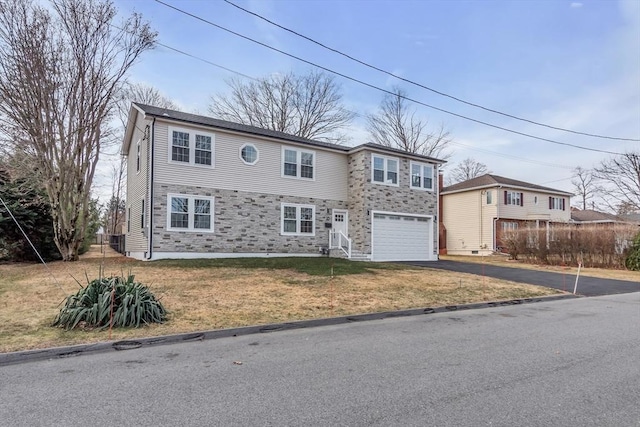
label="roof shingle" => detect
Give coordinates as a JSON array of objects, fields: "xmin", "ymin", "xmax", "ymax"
[{"xmin": 441, "ymin": 173, "xmax": 572, "ymax": 196}]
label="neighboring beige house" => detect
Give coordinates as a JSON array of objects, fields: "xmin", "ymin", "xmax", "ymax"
[
  {"xmin": 440, "ymin": 174, "xmax": 572, "ymax": 255},
  {"xmin": 122, "ymin": 103, "xmax": 445, "ymax": 262}
]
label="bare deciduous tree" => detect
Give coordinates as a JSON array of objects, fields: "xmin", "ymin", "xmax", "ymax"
[
  {"xmin": 0, "ymin": 0, "xmax": 156, "ymax": 261},
  {"xmin": 115, "ymin": 82, "xmax": 177, "ymax": 129},
  {"xmin": 102, "ymin": 82, "xmax": 177, "ymax": 237},
  {"xmin": 367, "ymin": 87, "xmax": 452, "ymax": 158},
  {"xmin": 571, "ymin": 166, "xmax": 597, "ymax": 210},
  {"xmin": 593, "ymin": 152, "xmax": 640, "ymax": 213},
  {"xmin": 209, "ymin": 71, "xmax": 354, "ymax": 143},
  {"xmin": 447, "ymin": 158, "xmax": 489, "ymax": 184}
]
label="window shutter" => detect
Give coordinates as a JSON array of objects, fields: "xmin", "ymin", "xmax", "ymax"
[
  {"xmin": 520, "ymin": 192, "xmax": 524, "ymax": 206},
  {"xmin": 549, "ymin": 197, "xmax": 552, "ymax": 209},
  {"xmin": 504, "ymin": 191, "xmax": 507, "ymax": 205},
  {"xmin": 562, "ymin": 198, "xmax": 565, "ymax": 211}
]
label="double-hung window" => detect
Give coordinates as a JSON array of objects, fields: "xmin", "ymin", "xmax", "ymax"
[
  {"xmin": 282, "ymin": 147, "xmax": 315, "ymax": 180},
  {"xmin": 281, "ymin": 203, "xmax": 315, "ymax": 236},
  {"xmin": 410, "ymin": 162, "xmax": 434, "ymax": 190},
  {"xmin": 372, "ymin": 155, "xmax": 398, "ymax": 186},
  {"xmin": 169, "ymin": 127, "xmax": 214, "ymax": 167},
  {"xmin": 167, "ymin": 194, "xmax": 214, "ymax": 232},
  {"xmin": 549, "ymin": 197, "xmax": 565, "ymax": 210},
  {"xmin": 504, "ymin": 191, "xmax": 523, "ymax": 206}
]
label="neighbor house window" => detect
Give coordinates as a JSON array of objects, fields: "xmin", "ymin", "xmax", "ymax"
[
  {"xmin": 410, "ymin": 162, "xmax": 434, "ymax": 190},
  {"xmin": 486, "ymin": 190, "xmax": 493, "ymax": 204},
  {"xmin": 549, "ymin": 197, "xmax": 565, "ymax": 210},
  {"xmin": 372, "ymin": 155, "xmax": 398, "ymax": 185},
  {"xmin": 240, "ymin": 144, "xmax": 258, "ymax": 165},
  {"xmin": 281, "ymin": 203, "xmax": 315, "ymax": 236},
  {"xmin": 504, "ymin": 191, "xmax": 523, "ymax": 206},
  {"xmin": 282, "ymin": 147, "xmax": 314, "ymax": 179},
  {"xmin": 169, "ymin": 127, "xmax": 214, "ymax": 166},
  {"xmin": 167, "ymin": 194, "xmax": 214, "ymax": 232},
  {"xmin": 502, "ymin": 221, "xmax": 518, "ymax": 231}
]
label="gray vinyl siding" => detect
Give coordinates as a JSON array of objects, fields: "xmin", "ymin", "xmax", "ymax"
[
  {"xmin": 153, "ymin": 121, "xmax": 348, "ymax": 201},
  {"xmin": 124, "ymin": 112, "xmax": 151, "ymax": 253}
]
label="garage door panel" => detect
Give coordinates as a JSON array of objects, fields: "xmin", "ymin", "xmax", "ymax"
[{"xmin": 372, "ymin": 213, "xmax": 432, "ymax": 262}]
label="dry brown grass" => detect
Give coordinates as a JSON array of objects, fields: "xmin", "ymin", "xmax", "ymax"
[
  {"xmin": 0, "ymin": 246, "xmax": 560, "ymax": 353},
  {"xmin": 440, "ymin": 254, "xmax": 640, "ymax": 282}
]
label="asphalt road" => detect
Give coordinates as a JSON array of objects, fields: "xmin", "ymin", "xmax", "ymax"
[
  {"xmin": 1, "ymin": 293, "xmax": 639, "ymax": 426},
  {"xmin": 404, "ymin": 260, "xmax": 640, "ymax": 296}
]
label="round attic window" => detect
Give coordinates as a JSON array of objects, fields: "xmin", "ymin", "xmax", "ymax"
[{"xmin": 240, "ymin": 144, "xmax": 258, "ymax": 165}]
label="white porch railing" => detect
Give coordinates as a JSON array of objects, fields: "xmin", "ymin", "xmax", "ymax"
[{"xmin": 329, "ymin": 230, "xmax": 351, "ymax": 258}]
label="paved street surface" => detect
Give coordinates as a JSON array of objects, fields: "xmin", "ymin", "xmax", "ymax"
[
  {"xmin": 1, "ymin": 293, "xmax": 639, "ymax": 426},
  {"xmin": 405, "ymin": 260, "xmax": 640, "ymax": 296}
]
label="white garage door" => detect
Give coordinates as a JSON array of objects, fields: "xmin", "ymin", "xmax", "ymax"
[{"xmin": 372, "ymin": 213, "xmax": 432, "ymax": 262}]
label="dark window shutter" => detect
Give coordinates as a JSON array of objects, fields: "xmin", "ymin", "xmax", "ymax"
[
  {"xmin": 504, "ymin": 191, "xmax": 507, "ymax": 205},
  {"xmin": 562, "ymin": 198, "xmax": 565, "ymax": 211},
  {"xmin": 520, "ymin": 192, "xmax": 524, "ymax": 206},
  {"xmin": 549, "ymin": 197, "xmax": 553, "ymax": 209}
]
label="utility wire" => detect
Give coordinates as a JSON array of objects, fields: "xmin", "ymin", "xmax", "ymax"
[
  {"xmin": 0, "ymin": 195, "xmax": 67, "ymax": 296},
  {"xmin": 148, "ymin": 42, "xmax": 579, "ymax": 170},
  {"xmin": 449, "ymin": 141, "xmax": 574, "ymax": 170},
  {"xmin": 153, "ymin": 0, "xmax": 625, "ymax": 156},
  {"xmin": 223, "ymin": 0, "xmax": 640, "ymax": 143}
]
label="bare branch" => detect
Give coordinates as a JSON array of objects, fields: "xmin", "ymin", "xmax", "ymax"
[
  {"xmin": 593, "ymin": 152, "xmax": 640, "ymax": 214},
  {"xmin": 366, "ymin": 87, "xmax": 452, "ymax": 159},
  {"xmin": 0, "ymin": 0, "xmax": 156, "ymax": 261},
  {"xmin": 209, "ymin": 71, "xmax": 354, "ymax": 144},
  {"xmin": 447, "ymin": 158, "xmax": 489, "ymax": 184}
]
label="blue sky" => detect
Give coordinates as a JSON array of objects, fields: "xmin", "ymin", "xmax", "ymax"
[{"xmin": 100, "ymin": 0, "xmax": 640, "ymax": 203}]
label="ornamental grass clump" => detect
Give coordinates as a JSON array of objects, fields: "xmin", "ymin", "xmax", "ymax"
[{"xmin": 53, "ymin": 273, "xmax": 167, "ymax": 330}]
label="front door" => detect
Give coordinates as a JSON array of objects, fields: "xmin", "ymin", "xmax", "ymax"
[{"xmin": 332, "ymin": 209, "xmax": 348, "ymax": 236}]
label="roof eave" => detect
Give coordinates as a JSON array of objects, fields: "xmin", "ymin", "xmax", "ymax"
[{"xmin": 121, "ymin": 104, "xmax": 146, "ymax": 156}]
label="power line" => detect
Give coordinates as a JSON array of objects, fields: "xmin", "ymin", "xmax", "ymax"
[
  {"xmin": 153, "ymin": 0, "xmax": 626, "ymax": 156},
  {"xmin": 449, "ymin": 141, "xmax": 574, "ymax": 170},
  {"xmin": 223, "ymin": 0, "xmax": 640, "ymax": 143},
  {"xmin": 142, "ymin": 42, "xmax": 579, "ymax": 170}
]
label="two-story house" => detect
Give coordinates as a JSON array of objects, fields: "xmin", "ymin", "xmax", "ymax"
[
  {"xmin": 122, "ymin": 103, "xmax": 445, "ymax": 262},
  {"xmin": 440, "ymin": 174, "xmax": 572, "ymax": 255}
]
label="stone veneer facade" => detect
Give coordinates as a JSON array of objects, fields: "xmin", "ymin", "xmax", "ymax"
[
  {"xmin": 152, "ymin": 183, "xmax": 347, "ymax": 255},
  {"xmin": 347, "ymin": 150, "xmax": 438, "ymax": 255}
]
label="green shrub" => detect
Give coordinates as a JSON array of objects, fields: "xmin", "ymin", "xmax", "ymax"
[
  {"xmin": 625, "ymin": 233, "xmax": 640, "ymax": 271},
  {"xmin": 53, "ymin": 274, "xmax": 167, "ymax": 330}
]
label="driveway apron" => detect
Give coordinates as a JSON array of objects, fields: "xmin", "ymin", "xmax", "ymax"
[{"xmin": 402, "ymin": 260, "xmax": 639, "ymax": 296}]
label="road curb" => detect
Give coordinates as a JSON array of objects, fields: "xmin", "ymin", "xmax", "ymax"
[{"xmin": 0, "ymin": 294, "xmax": 578, "ymax": 366}]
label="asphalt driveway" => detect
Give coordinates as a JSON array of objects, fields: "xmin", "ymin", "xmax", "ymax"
[{"xmin": 402, "ymin": 260, "xmax": 639, "ymax": 296}]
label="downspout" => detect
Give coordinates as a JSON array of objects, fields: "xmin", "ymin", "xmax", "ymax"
[
  {"xmin": 479, "ymin": 190, "xmax": 483, "ymax": 253},
  {"xmin": 146, "ymin": 117, "xmax": 156, "ymax": 260},
  {"xmin": 493, "ymin": 185, "xmax": 502, "ymax": 251}
]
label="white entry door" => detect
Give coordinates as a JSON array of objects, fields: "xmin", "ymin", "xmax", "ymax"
[{"xmin": 332, "ymin": 209, "xmax": 348, "ymax": 236}]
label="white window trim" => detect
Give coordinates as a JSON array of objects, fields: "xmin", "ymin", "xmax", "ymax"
[
  {"xmin": 371, "ymin": 154, "xmax": 400, "ymax": 187},
  {"xmin": 281, "ymin": 146, "xmax": 316, "ymax": 181},
  {"xmin": 280, "ymin": 203, "xmax": 316, "ymax": 236},
  {"xmin": 239, "ymin": 143, "xmax": 259, "ymax": 165},
  {"xmin": 550, "ymin": 196, "xmax": 564, "ymax": 210},
  {"xmin": 409, "ymin": 161, "xmax": 435, "ymax": 191},
  {"xmin": 166, "ymin": 193, "xmax": 215, "ymax": 233},
  {"xmin": 167, "ymin": 126, "xmax": 215, "ymax": 168},
  {"xmin": 506, "ymin": 191, "xmax": 522, "ymax": 206}
]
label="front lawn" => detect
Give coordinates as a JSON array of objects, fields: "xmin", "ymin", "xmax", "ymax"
[{"xmin": 0, "ymin": 246, "xmax": 561, "ymax": 353}]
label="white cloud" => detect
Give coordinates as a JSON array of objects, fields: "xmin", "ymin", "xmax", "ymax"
[{"xmin": 570, "ymin": 2, "xmax": 584, "ymax": 8}]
